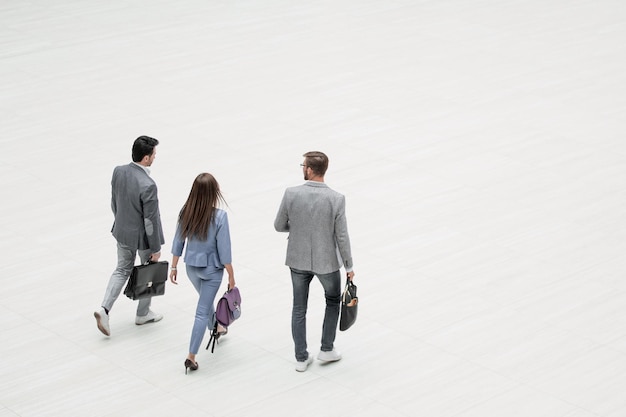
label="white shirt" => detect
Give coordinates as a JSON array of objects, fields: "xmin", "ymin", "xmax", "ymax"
[{"xmin": 132, "ymin": 161, "xmax": 150, "ymax": 176}]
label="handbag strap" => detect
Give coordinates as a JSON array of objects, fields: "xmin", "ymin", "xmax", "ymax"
[
  {"xmin": 342, "ymin": 278, "xmax": 353, "ymax": 303},
  {"xmin": 344, "ymin": 277, "xmax": 357, "ymax": 297}
]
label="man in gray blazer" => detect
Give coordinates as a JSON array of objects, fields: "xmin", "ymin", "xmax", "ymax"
[
  {"xmin": 274, "ymin": 151, "xmax": 355, "ymax": 372},
  {"xmin": 94, "ymin": 136, "xmax": 165, "ymax": 336}
]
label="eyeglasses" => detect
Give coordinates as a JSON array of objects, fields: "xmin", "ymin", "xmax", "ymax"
[{"xmin": 300, "ymin": 164, "xmax": 308, "ymax": 168}]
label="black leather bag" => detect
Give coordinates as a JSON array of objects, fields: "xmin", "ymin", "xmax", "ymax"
[
  {"xmin": 124, "ymin": 261, "xmax": 168, "ymax": 300},
  {"xmin": 339, "ymin": 278, "xmax": 358, "ymax": 331}
]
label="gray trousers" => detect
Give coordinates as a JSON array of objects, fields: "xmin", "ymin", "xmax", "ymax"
[
  {"xmin": 101, "ymin": 241, "xmax": 152, "ymax": 316},
  {"xmin": 290, "ymin": 268, "xmax": 341, "ymax": 362}
]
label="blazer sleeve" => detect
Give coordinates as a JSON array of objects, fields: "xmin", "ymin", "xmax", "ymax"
[
  {"xmin": 171, "ymin": 223, "xmax": 185, "ymax": 257},
  {"xmin": 216, "ymin": 212, "xmax": 232, "ymax": 265},
  {"xmin": 110, "ymin": 167, "xmax": 118, "ymax": 215},
  {"xmin": 141, "ymin": 182, "xmax": 163, "ymax": 253},
  {"xmin": 274, "ymin": 190, "xmax": 290, "ymax": 232},
  {"xmin": 334, "ymin": 195, "xmax": 353, "ymax": 270}
]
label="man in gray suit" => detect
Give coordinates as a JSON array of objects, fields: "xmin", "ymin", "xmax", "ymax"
[
  {"xmin": 274, "ymin": 151, "xmax": 355, "ymax": 372},
  {"xmin": 94, "ymin": 136, "xmax": 165, "ymax": 336}
]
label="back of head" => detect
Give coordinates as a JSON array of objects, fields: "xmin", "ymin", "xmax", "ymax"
[
  {"xmin": 179, "ymin": 173, "xmax": 225, "ymax": 240},
  {"xmin": 132, "ymin": 135, "xmax": 159, "ymax": 162},
  {"xmin": 303, "ymin": 151, "xmax": 329, "ymax": 176},
  {"xmin": 189, "ymin": 173, "xmax": 222, "ymax": 208}
]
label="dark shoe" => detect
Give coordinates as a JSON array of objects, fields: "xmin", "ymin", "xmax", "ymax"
[{"xmin": 184, "ymin": 359, "xmax": 198, "ymax": 374}]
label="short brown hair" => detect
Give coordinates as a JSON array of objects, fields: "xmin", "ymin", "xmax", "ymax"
[{"xmin": 303, "ymin": 151, "xmax": 329, "ymax": 176}]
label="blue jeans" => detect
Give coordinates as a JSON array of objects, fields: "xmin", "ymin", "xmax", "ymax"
[
  {"xmin": 290, "ymin": 268, "xmax": 341, "ymax": 361},
  {"xmin": 186, "ymin": 266, "xmax": 224, "ymax": 354},
  {"xmin": 102, "ymin": 242, "xmax": 152, "ymax": 316}
]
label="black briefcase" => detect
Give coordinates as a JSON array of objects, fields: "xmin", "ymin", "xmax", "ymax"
[{"xmin": 124, "ymin": 261, "xmax": 168, "ymax": 300}]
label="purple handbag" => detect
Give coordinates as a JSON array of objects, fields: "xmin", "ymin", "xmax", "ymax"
[
  {"xmin": 215, "ymin": 286, "xmax": 241, "ymax": 327},
  {"xmin": 207, "ymin": 286, "xmax": 241, "ymax": 353}
]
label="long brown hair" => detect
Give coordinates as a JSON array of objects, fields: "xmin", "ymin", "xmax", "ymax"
[{"xmin": 178, "ymin": 173, "xmax": 226, "ymax": 240}]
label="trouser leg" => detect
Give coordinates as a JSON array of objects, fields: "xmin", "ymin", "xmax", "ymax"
[
  {"xmin": 188, "ymin": 267, "xmax": 223, "ymax": 355},
  {"xmin": 101, "ymin": 242, "xmax": 136, "ymax": 313},
  {"xmin": 317, "ymin": 270, "xmax": 341, "ymax": 352},
  {"xmin": 290, "ymin": 268, "xmax": 313, "ymax": 361},
  {"xmin": 135, "ymin": 248, "xmax": 152, "ymax": 317}
]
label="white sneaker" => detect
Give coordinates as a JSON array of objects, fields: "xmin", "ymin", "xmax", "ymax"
[
  {"xmin": 135, "ymin": 310, "xmax": 163, "ymax": 325},
  {"xmin": 94, "ymin": 308, "xmax": 110, "ymax": 336},
  {"xmin": 295, "ymin": 355, "xmax": 314, "ymax": 372},
  {"xmin": 317, "ymin": 349, "xmax": 342, "ymax": 362}
]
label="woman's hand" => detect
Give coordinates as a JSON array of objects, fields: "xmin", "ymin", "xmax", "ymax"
[
  {"xmin": 170, "ymin": 256, "xmax": 180, "ymax": 285},
  {"xmin": 224, "ymin": 263, "xmax": 235, "ymax": 289},
  {"xmin": 169, "ymin": 268, "xmax": 178, "ymax": 284}
]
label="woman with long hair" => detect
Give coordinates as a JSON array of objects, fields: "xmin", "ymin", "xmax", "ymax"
[{"xmin": 169, "ymin": 173, "xmax": 235, "ymax": 374}]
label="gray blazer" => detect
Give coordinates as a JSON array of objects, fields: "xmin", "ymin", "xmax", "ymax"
[
  {"xmin": 110, "ymin": 163, "xmax": 165, "ymax": 252},
  {"xmin": 274, "ymin": 181, "xmax": 353, "ymax": 274}
]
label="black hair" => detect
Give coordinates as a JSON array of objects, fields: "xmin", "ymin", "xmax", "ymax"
[{"xmin": 132, "ymin": 136, "xmax": 159, "ymax": 162}]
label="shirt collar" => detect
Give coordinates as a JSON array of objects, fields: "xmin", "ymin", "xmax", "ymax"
[
  {"xmin": 132, "ymin": 161, "xmax": 151, "ymax": 175},
  {"xmin": 304, "ymin": 180, "xmax": 327, "ymax": 187}
]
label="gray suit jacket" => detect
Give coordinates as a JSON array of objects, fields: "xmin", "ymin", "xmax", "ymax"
[
  {"xmin": 110, "ymin": 163, "xmax": 165, "ymax": 252},
  {"xmin": 274, "ymin": 181, "xmax": 353, "ymax": 274}
]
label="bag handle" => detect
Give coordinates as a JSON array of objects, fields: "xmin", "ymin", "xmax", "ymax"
[
  {"xmin": 345, "ymin": 274, "xmax": 355, "ymax": 288},
  {"xmin": 342, "ymin": 277, "xmax": 353, "ymax": 302}
]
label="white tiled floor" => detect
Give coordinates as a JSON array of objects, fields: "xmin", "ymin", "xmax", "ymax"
[{"xmin": 2, "ymin": 1, "xmax": 626, "ymax": 416}]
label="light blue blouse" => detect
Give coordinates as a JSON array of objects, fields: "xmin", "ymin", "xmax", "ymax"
[{"xmin": 171, "ymin": 209, "xmax": 232, "ymax": 269}]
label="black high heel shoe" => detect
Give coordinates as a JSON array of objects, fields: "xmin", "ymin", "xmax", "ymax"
[{"xmin": 184, "ymin": 359, "xmax": 198, "ymax": 374}]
